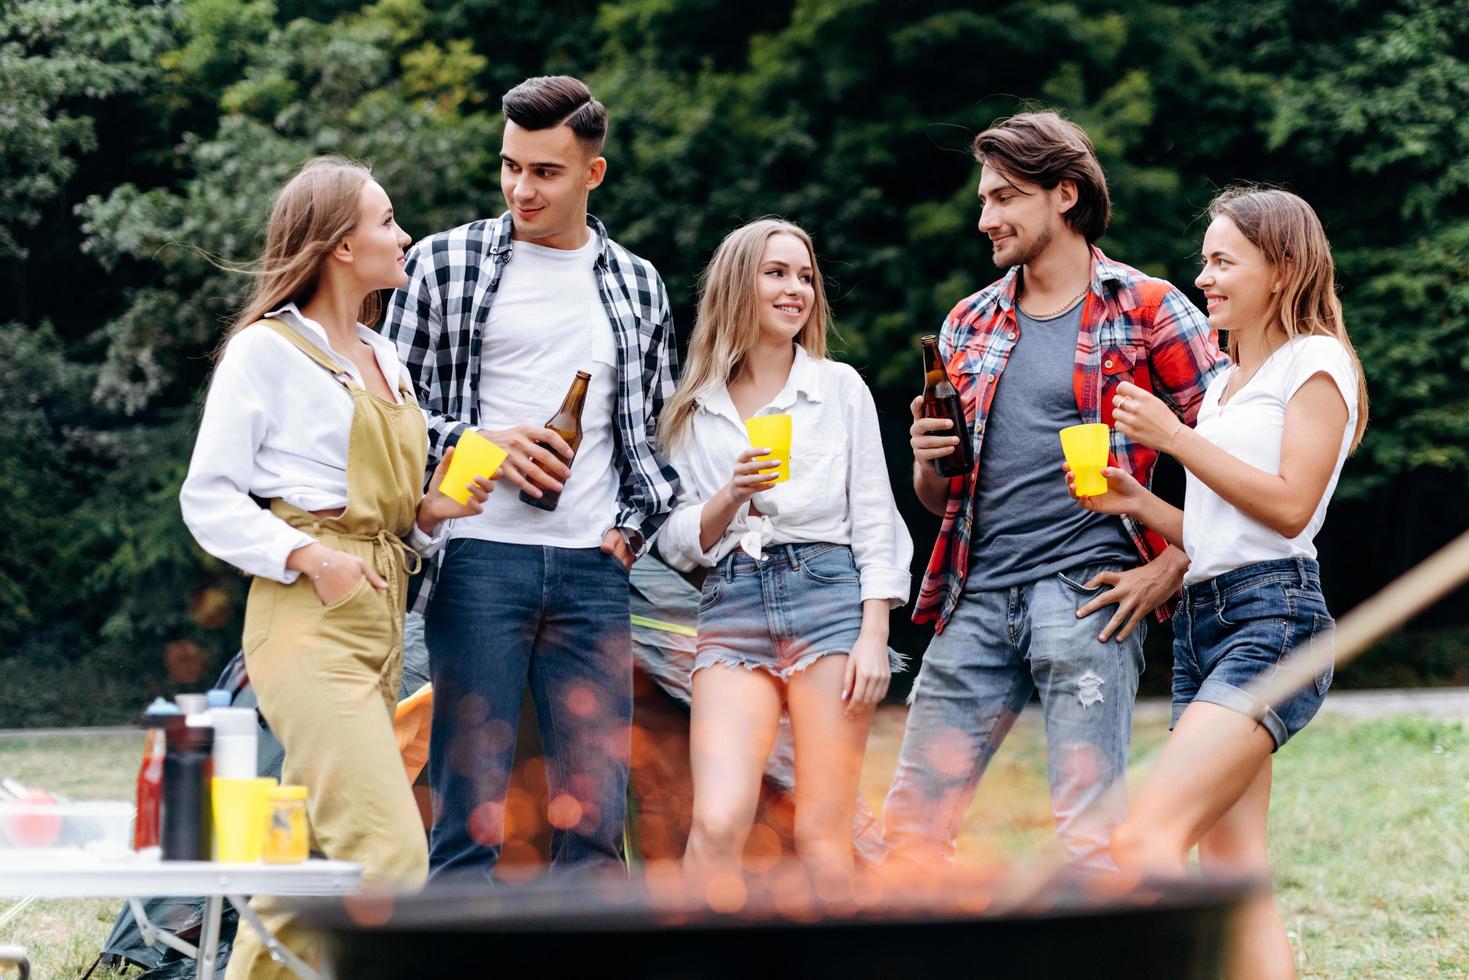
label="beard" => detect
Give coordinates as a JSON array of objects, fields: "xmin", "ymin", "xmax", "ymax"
[{"xmin": 995, "ymin": 218, "xmax": 1055, "ymax": 269}]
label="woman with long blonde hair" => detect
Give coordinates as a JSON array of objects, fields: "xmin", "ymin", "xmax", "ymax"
[
  {"xmin": 1067, "ymin": 187, "xmax": 1366, "ymax": 979},
  {"xmin": 656, "ymin": 218, "xmax": 912, "ymax": 884},
  {"xmin": 180, "ymin": 156, "xmax": 492, "ymax": 978}
]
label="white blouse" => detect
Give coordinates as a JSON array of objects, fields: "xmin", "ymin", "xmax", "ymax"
[
  {"xmin": 656, "ymin": 346, "xmax": 913, "ymax": 606},
  {"xmin": 179, "ymin": 304, "xmax": 443, "ymax": 584}
]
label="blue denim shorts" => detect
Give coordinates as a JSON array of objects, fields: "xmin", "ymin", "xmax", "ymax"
[
  {"xmin": 695, "ymin": 543, "xmax": 888, "ymax": 680},
  {"xmin": 1171, "ymin": 558, "xmax": 1335, "ymax": 750}
]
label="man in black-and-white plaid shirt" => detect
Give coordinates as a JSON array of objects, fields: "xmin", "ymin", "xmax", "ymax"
[{"xmin": 383, "ymin": 75, "xmax": 680, "ymax": 881}]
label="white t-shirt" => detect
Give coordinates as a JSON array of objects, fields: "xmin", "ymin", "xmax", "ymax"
[
  {"xmin": 655, "ymin": 346, "xmax": 913, "ymax": 606},
  {"xmin": 1182, "ymin": 335, "xmax": 1359, "ymax": 585},
  {"xmin": 451, "ymin": 233, "xmax": 619, "ymax": 548}
]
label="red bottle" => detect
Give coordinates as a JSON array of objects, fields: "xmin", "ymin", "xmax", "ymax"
[{"xmin": 134, "ymin": 702, "xmax": 177, "ymax": 850}]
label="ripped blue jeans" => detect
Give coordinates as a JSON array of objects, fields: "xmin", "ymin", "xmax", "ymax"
[{"xmin": 883, "ymin": 562, "xmax": 1143, "ymax": 873}]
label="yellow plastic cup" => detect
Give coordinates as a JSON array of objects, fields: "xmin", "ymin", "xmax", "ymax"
[
  {"xmin": 1059, "ymin": 423, "xmax": 1111, "ymax": 497},
  {"xmin": 743, "ymin": 414, "xmax": 792, "ymax": 484},
  {"xmin": 440, "ymin": 430, "xmax": 508, "ymax": 504},
  {"xmin": 212, "ymin": 776, "xmax": 277, "ymax": 863}
]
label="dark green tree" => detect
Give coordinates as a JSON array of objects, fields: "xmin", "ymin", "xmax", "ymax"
[{"xmin": 2, "ymin": 0, "xmax": 1465, "ymax": 722}]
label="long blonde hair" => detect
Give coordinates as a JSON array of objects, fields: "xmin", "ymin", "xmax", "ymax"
[
  {"xmin": 1210, "ymin": 186, "xmax": 1369, "ymax": 451},
  {"xmin": 659, "ymin": 219, "xmax": 831, "ymax": 451},
  {"xmin": 216, "ymin": 156, "xmax": 377, "ymax": 357}
]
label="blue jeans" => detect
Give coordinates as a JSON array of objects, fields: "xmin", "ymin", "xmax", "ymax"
[
  {"xmin": 883, "ymin": 562, "xmax": 1143, "ymax": 873},
  {"xmin": 1172, "ymin": 558, "xmax": 1334, "ymax": 750},
  {"xmin": 400, "ymin": 611, "xmax": 431, "ymax": 699},
  {"xmin": 424, "ymin": 538, "xmax": 632, "ymax": 881},
  {"xmin": 695, "ymin": 544, "xmax": 872, "ymax": 679}
]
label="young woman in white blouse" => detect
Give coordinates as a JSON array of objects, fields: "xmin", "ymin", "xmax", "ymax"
[
  {"xmin": 180, "ymin": 157, "xmax": 491, "ymax": 979},
  {"xmin": 1069, "ymin": 188, "xmax": 1367, "ymax": 980},
  {"xmin": 656, "ymin": 219, "xmax": 912, "ymax": 884}
]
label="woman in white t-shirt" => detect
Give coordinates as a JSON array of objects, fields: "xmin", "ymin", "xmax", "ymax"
[
  {"xmin": 1068, "ymin": 188, "xmax": 1367, "ymax": 979},
  {"xmin": 656, "ymin": 219, "xmax": 912, "ymax": 885}
]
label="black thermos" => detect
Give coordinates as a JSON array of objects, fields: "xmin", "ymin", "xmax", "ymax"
[{"xmin": 161, "ymin": 718, "xmax": 214, "ymax": 861}]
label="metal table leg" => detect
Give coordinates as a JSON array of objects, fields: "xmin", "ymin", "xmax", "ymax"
[
  {"xmin": 228, "ymin": 895, "xmax": 320, "ymax": 980},
  {"xmin": 126, "ymin": 896, "xmax": 200, "ymax": 961},
  {"xmin": 196, "ymin": 895, "xmax": 224, "ymax": 980}
]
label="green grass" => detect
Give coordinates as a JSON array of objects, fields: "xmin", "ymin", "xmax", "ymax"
[
  {"xmin": 1269, "ymin": 716, "xmax": 1469, "ymax": 977},
  {"xmin": 4, "ymin": 715, "xmax": 1467, "ymax": 978}
]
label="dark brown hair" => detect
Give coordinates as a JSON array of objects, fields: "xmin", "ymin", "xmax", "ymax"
[
  {"xmin": 972, "ymin": 111, "xmax": 1111, "ymax": 243},
  {"xmin": 502, "ymin": 75, "xmax": 607, "ymax": 155}
]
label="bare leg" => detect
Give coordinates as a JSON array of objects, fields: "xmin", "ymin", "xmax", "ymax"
[
  {"xmin": 784, "ymin": 654, "xmax": 873, "ymax": 885},
  {"xmin": 1110, "ymin": 700, "xmax": 1275, "ymax": 874},
  {"xmin": 1200, "ymin": 761, "xmax": 1295, "ymax": 980},
  {"xmin": 683, "ymin": 664, "xmax": 783, "ymax": 879}
]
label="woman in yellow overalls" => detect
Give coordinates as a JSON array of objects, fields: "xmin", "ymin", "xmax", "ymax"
[{"xmin": 180, "ymin": 157, "xmax": 493, "ymax": 978}]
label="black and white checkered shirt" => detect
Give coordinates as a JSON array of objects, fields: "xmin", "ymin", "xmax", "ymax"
[{"xmin": 383, "ymin": 212, "xmax": 682, "ymax": 613}]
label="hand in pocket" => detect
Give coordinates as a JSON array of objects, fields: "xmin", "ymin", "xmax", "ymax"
[{"xmin": 311, "ymin": 551, "xmax": 388, "ymax": 606}]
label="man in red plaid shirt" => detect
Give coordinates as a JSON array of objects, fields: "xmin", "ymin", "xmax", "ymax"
[{"xmin": 883, "ymin": 112, "xmax": 1227, "ymax": 872}]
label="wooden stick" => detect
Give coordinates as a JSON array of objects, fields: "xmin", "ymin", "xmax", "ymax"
[{"xmin": 1248, "ymin": 527, "xmax": 1469, "ymax": 711}]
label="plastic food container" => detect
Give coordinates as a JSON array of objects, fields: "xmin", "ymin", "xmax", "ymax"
[
  {"xmin": 0, "ymin": 800, "xmax": 136, "ymax": 857},
  {"xmin": 261, "ymin": 785, "xmax": 308, "ymax": 864}
]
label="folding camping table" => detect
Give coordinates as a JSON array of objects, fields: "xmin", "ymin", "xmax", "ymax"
[{"xmin": 0, "ymin": 852, "xmax": 362, "ymax": 979}]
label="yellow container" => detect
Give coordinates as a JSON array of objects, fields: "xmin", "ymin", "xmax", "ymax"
[
  {"xmin": 1059, "ymin": 423, "xmax": 1111, "ymax": 497},
  {"xmin": 212, "ymin": 777, "xmax": 277, "ymax": 863},
  {"xmin": 261, "ymin": 784, "xmax": 309, "ymax": 864},
  {"xmin": 440, "ymin": 430, "xmax": 508, "ymax": 505},
  {"xmin": 743, "ymin": 414, "xmax": 793, "ymax": 484}
]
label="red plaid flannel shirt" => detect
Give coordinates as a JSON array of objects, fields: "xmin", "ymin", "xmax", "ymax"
[{"xmin": 915, "ymin": 247, "xmax": 1228, "ymax": 632}]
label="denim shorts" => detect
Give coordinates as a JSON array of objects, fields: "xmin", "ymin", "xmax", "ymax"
[
  {"xmin": 1171, "ymin": 558, "xmax": 1335, "ymax": 750},
  {"xmin": 695, "ymin": 542, "xmax": 890, "ymax": 680}
]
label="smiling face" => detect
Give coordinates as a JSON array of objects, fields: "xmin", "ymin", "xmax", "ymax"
[
  {"xmin": 753, "ymin": 232, "xmax": 815, "ymax": 344},
  {"xmin": 1195, "ymin": 215, "xmax": 1278, "ymax": 334},
  {"xmin": 976, "ymin": 164, "xmax": 1075, "ymax": 268},
  {"xmin": 500, "ymin": 120, "xmax": 607, "ymax": 250},
  {"xmin": 340, "ymin": 179, "xmax": 411, "ymax": 290}
]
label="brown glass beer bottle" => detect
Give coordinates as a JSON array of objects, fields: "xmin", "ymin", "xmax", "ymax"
[
  {"xmin": 520, "ymin": 370, "xmax": 591, "ymax": 512},
  {"xmin": 920, "ymin": 336, "xmax": 974, "ymax": 477}
]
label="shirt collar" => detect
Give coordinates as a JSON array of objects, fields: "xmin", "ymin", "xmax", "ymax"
[
  {"xmin": 992, "ymin": 265, "xmax": 1022, "ymax": 314},
  {"xmin": 692, "ymin": 384, "xmax": 738, "ymax": 421},
  {"xmin": 782, "ymin": 344, "xmax": 824, "ymax": 404},
  {"xmin": 261, "ymin": 302, "xmax": 392, "ymax": 358},
  {"xmin": 262, "ymin": 302, "xmax": 331, "ymax": 347},
  {"xmin": 493, "ymin": 212, "xmax": 614, "ymax": 267},
  {"xmin": 1090, "ymin": 245, "xmax": 1131, "ymax": 290},
  {"xmin": 693, "ymin": 345, "xmax": 825, "ymax": 419},
  {"xmin": 1089, "ymin": 245, "xmax": 1143, "ymax": 311},
  {"xmin": 987, "ymin": 244, "xmax": 1131, "ymax": 315}
]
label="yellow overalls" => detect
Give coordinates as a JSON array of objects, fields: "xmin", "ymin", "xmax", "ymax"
[{"xmin": 226, "ymin": 320, "xmax": 429, "ymax": 980}]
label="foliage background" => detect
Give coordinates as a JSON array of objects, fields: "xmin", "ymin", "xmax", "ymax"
[{"xmin": 2, "ymin": 0, "xmax": 1466, "ymax": 725}]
